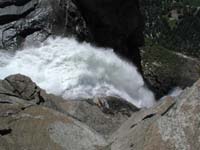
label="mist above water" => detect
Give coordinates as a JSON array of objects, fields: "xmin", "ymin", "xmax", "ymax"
[{"xmin": 0, "ymin": 37, "xmax": 155, "ymax": 108}]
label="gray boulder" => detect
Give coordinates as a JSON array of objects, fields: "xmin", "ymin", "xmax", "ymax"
[
  {"xmin": 0, "ymin": 74, "xmax": 108, "ymax": 150},
  {"xmin": 109, "ymin": 79, "xmax": 200, "ymax": 150},
  {"xmin": 0, "ymin": 105, "xmax": 107, "ymax": 150},
  {"xmin": 0, "ymin": 74, "xmax": 139, "ymax": 149},
  {"xmin": 48, "ymin": 96, "xmax": 139, "ymax": 138},
  {"xmin": 1, "ymin": 72, "xmax": 200, "ymax": 150},
  {"xmin": 0, "ymin": 74, "xmax": 48, "ymax": 104}
]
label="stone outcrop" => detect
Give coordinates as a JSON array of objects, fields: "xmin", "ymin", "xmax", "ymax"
[
  {"xmin": 0, "ymin": 104, "xmax": 107, "ymax": 150},
  {"xmin": 0, "ymin": 74, "xmax": 139, "ymax": 149},
  {"xmin": 48, "ymin": 96, "xmax": 139, "ymax": 138},
  {"xmin": 109, "ymin": 79, "xmax": 200, "ymax": 150},
  {"xmin": 1, "ymin": 74, "xmax": 200, "ymax": 150},
  {"xmin": 0, "ymin": 0, "xmax": 89, "ymax": 50}
]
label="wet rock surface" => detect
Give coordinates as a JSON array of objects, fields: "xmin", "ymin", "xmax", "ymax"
[{"xmin": 0, "ymin": 0, "xmax": 89, "ymax": 50}]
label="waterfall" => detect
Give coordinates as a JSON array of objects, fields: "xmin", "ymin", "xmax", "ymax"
[{"xmin": 0, "ymin": 37, "xmax": 155, "ymax": 108}]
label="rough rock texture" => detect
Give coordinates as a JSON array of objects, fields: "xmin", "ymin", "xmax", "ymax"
[
  {"xmin": 0, "ymin": 74, "xmax": 108, "ymax": 150},
  {"xmin": 109, "ymin": 79, "xmax": 200, "ymax": 150},
  {"xmin": 1, "ymin": 74, "xmax": 200, "ymax": 150},
  {"xmin": 48, "ymin": 96, "xmax": 139, "ymax": 138},
  {"xmin": 0, "ymin": 105, "xmax": 108, "ymax": 150},
  {"xmin": 0, "ymin": 74, "xmax": 47, "ymax": 104},
  {"xmin": 0, "ymin": 0, "xmax": 89, "ymax": 50},
  {"xmin": 0, "ymin": 74, "xmax": 139, "ymax": 149}
]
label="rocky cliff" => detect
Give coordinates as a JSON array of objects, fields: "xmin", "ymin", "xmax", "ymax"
[
  {"xmin": 0, "ymin": 0, "xmax": 89, "ymax": 50},
  {"xmin": 0, "ymin": 74, "xmax": 199, "ymax": 150}
]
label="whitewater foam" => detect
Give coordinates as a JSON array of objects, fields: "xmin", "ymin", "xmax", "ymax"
[{"xmin": 0, "ymin": 37, "xmax": 155, "ymax": 108}]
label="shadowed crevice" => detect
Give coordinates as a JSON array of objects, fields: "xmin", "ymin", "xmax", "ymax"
[
  {"xmin": 0, "ymin": 128, "xmax": 12, "ymax": 136},
  {"xmin": 142, "ymin": 113, "xmax": 156, "ymax": 121}
]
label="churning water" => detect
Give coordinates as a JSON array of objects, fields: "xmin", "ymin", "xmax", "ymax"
[{"xmin": 0, "ymin": 37, "xmax": 155, "ymax": 108}]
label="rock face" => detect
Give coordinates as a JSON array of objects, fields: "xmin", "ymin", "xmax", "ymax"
[
  {"xmin": 1, "ymin": 74, "xmax": 200, "ymax": 150},
  {"xmin": 0, "ymin": 105, "xmax": 107, "ymax": 150},
  {"xmin": 109, "ymin": 79, "xmax": 200, "ymax": 150},
  {"xmin": 0, "ymin": 0, "xmax": 89, "ymax": 50},
  {"xmin": 75, "ymin": 0, "xmax": 145, "ymax": 72},
  {"xmin": 0, "ymin": 74, "xmax": 139, "ymax": 149},
  {"xmin": 49, "ymin": 96, "xmax": 139, "ymax": 138}
]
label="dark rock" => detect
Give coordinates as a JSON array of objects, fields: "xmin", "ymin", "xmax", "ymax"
[
  {"xmin": 75, "ymin": 0, "xmax": 145, "ymax": 72},
  {"xmin": 0, "ymin": 0, "xmax": 89, "ymax": 50},
  {"xmin": 75, "ymin": 0, "xmax": 144, "ymax": 47}
]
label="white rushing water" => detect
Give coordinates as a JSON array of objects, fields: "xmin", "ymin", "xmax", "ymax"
[{"xmin": 0, "ymin": 37, "xmax": 155, "ymax": 108}]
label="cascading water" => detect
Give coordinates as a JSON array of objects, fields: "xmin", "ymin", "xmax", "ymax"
[{"xmin": 0, "ymin": 37, "xmax": 155, "ymax": 108}]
